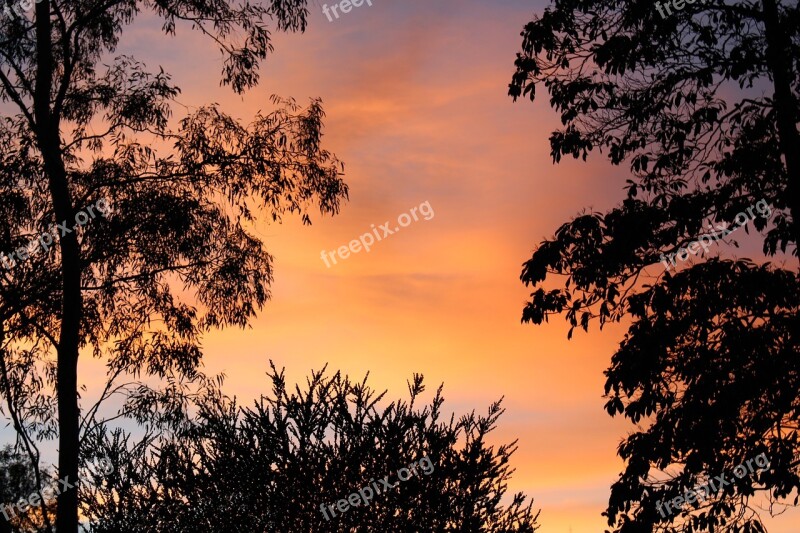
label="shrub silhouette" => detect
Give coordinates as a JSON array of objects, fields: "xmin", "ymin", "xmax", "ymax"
[{"xmin": 82, "ymin": 363, "xmax": 539, "ymax": 533}]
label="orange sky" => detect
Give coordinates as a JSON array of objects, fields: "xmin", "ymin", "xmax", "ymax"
[{"xmin": 69, "ymin": 1, "xmax": 799, "ymax": 531}]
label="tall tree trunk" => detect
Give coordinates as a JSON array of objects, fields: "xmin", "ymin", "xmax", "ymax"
[
  {"xmin": 762, "ymin": 0, "xmax": 800, "ymax": 249},
  {"xmin": 34, "ymin": 1, "xmax": 81, "ymax": 532}
]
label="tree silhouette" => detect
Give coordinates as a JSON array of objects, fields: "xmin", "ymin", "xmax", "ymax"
[
  {"xmin": 509, "ymin": 0, "xmax": 799, "ymax": 531},
  {"xmin": 81, "ymin": 364, "xmax": 540, "ymax": 533},
  {"xmin": 0, "ymin": 1, "xmax": 347, "ymax": 531},
  {"xmin": 0, "ymin": 446, "xmax": 49, "ymax": 533}
]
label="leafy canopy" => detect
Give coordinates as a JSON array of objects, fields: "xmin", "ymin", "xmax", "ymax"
[
  {"xmin": 2, "ymin": 1, "xmax": 346, "ymax": 530},
  {"xmin": 510, "ymin": 0, "xmax": 800, "ymax": 531}
]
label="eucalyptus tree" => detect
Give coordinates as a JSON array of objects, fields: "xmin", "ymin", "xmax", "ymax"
[
  {"xmin": 0, "ymin": 1, "xmax": 347, "ymax": 530},
  {"xmin": 509, "ymin": 0, "xmax": 799, "ymax": 531}
]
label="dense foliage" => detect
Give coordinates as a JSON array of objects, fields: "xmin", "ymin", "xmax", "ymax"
[
  {"xmin": 83, "ymin": 365, "xmax": 539, "ymax": 533},
  {"xmin": 509, "ymin": 0, "xmax": 800, "ymax": 531}
]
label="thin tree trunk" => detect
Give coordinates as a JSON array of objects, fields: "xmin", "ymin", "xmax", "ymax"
[
  {"xmin": 762, "ymin": 0, "xmax": 800, "ymax": 249},
  {"xmin": 34, "ymin": 1, "xmax": 82, "ymax": 532}
]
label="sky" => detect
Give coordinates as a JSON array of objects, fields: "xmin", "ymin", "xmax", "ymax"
[{"xmin": 51, "ymin": 0, "xmax": 800, "ymax": 531}]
